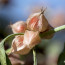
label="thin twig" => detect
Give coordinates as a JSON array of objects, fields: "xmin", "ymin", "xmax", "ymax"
[
  {"xmin": 40, "ymin": 25, "xmax": 65, "ymax": 38},
  {"xmin": 33, "ymin": 49, "xmax": 37, "ymax": 65}
]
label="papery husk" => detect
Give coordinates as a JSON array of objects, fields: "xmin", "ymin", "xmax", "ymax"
[
  {"xmin": 23, "ymin": 30, "xmax": 41, "ymax": 49},
  {"xmin": 27, "ymin": 12, "xmax": 48, "ymax": 32},
  {"xmin": 14, "ymin": 45, "xmax": 30, "ymax": 55},
  {"xmin": 42, "ymin": 25, "xmax": 54, "ymax": 39},
  {"xmin": 11, "ymin": 35, "xmax": 30, "ymax": 55},
  {"xmin": 11, "ymin": 30, "xmax": 41, "ymax": 55},
  {"xmin": 11, "ymin": 21, "xmax": 27, "ymax": 33},
  {"xmin": 8, "ymin": 53, "xmax": 24, "ymax": 65}
]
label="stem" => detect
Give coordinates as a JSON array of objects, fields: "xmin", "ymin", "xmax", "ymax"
[
  {"xmin": 40, "ymin": 25, "xmax": 65, "ymax": 38},
  {"xmin": 0, "ymin": 33, "xmax": 24, "ymax": 45},
  {"xmin": 33, "ymin": 49, "xmax": 37, "ymax": 65},
  {"xmin": 6, "ymin": 48, "xmax": 11, "ymax": 54}
]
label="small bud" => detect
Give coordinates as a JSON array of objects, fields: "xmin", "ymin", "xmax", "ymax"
[
  {"xmin": 27, "ymin": 11, "xmax": 48, "ymax": 32},
  {"xmin": 23, "ymin": 30, "xmax": 41, "ymax": 49},
  {"xmin": 42, "ymin": 25, "xmax": 54, "ymax": 39},
  {"xmin": 11, "ymin": 35, "xmax": 30, "ymax": 55},
  {"xmin": 11, "ymin": 21, "xmax": 27, "ymax": 33}
]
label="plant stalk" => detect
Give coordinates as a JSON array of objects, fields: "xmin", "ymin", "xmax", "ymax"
[{"xmin": 33, "ymin": 49, "xmax": 37, "ymax": 65}]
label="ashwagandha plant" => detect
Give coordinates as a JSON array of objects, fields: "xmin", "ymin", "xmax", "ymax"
[{"xmin": 0, "ymin": 9, "xmax": 65, "ymax": 65}]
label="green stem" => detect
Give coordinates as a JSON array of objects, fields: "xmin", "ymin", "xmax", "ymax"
[
  {"xmin": 33, "ymin": 49, "xmax": 37, "ymax": 65},
  {"xmin": 0, "ymin": 33, "xmax": 24, "ymax": 45},
  {"xmin": 40, "ymin": 25, "xmax": 65, "ymax": 38}
]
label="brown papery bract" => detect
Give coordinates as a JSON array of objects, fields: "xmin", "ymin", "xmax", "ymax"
[
  {"xmin": 11, "ymin": 35, "xmax": 30, "ymax": 55},
  {"xmin": 8, "ymin": 53, "xmax": 24, "ymax": 65},
  {"xmin": 11, "ymin": 21, "xmax": 27, "ymax": 33},
  {"xmin": 27, "ymin": 12, "xmax": 48, "ymax": 32},
  {"xmin": 23, "ymin": 30, "xmax": 41, "ymax": 49},
  {"xmin": 41, "ymin": 25, "xmax": 54, "ymax": 39},
  {"xmin": 11, "ymin": 30, "xmax": 41, "ymax": 55}
]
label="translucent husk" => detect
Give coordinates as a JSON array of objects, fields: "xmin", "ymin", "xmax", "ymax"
[
  {"xmin": 11, "ymin": 30, "xmax": 41, "ymax": 55},
  {"xmin": 11, "ymin": 35, "xmax": 30, "ymax": 55},
  {"xmin": 23, "ymin": 30, "xmax": 41, "ymax": 49},
  {"xmin": 11, "ymin": 21, "xmax": 27, "ymax": 33},
  {"xmin": 27, "ymin": 12, "xmax": 48, "ymax": 32}
]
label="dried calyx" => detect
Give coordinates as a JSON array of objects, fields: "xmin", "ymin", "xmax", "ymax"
[
  {"xmin": 11, "ymin": 35, "xmax": 30, "ymax": 55},
  {"xmin": 11, "ymin": 30, "xmax": 41, "ymax": 55},
  {"xmin": 27, "ymin": 9, "xmax": 48, "ymax": 32},
  {"xmin": 11, "ymin": 8, "xmax": 54, "ymax": 55},
  {"xmin": 11, "ymin": 21, "xmax": 27, "ymax": 33},
  {"xmin": 23, "ymin": 30, "xmax": 41, "ymax": 49}
]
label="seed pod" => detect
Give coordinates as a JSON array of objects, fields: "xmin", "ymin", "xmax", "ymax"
[
  {"xmin": 11, "ymin": 31, "xmax": 41, "ymax": 55},
  {"xmin": 11, "ymin": 21, "xmax": 27, "ymax": 33},
  {"xmin": 11, "ymin": 35, "xmax": 30, "ymax": 55},
  {"xmin": 27, "ymin": 11, "xmax": 48, "ymax": 32},
  {"xmin": 23, "ymin": 30, "xmax": 41, "ymax": 49},
  {"xmin": 41, "ymin": 25, "xmax": 54, "ymax": 39}
]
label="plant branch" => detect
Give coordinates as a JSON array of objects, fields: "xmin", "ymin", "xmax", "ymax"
[
  {"xmin": 0, "ymin": 33, "xmax": 24, "ymax": 45},
  {"xmin": 33, "ymin": 49, "xmax": 37, "ymax": 65},
  {"xmin": 40, "ymin": 25, "xmax": 65, "ymax": 38}
]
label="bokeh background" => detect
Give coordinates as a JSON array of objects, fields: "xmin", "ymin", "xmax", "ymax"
[{"xmin": 0, "ymin": 0, "xmax": 65, "ymax": 65}]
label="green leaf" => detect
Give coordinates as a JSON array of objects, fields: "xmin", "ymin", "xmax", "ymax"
[
  {"xmin": 0, "ymin": 45, "xmax": 12, "ymax": 65},
  {"xmin": 57, "ymin": 44, "xmax": 65, "ymax": 65},
  {"xmin": 6, "ymin": 54, "xmax": 12, "ymax": 65},
  {"xmin": 0, "ymin": 46, "xmax": 7, "ymax": 65}
]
